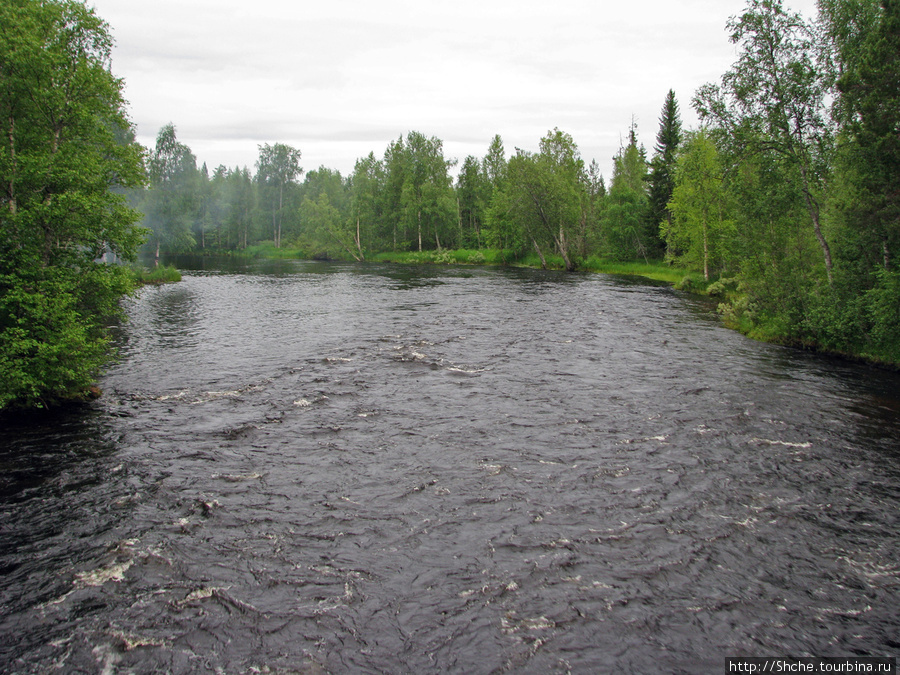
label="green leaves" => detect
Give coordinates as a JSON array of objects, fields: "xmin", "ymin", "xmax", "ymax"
[
  {"xmin": 665, "ymin": 130, "xmax": 734, "ymax": 280},
  {"xmin": 0, "ymin": 273, "xmax": 109, "ymax": 408},
  {"xmin": 505, "ymin": 129, "xmax": 586, "ymax": 271},
  {"xmin": 0, "ymin": 0, "xmax": 145, "ymax": 409}
]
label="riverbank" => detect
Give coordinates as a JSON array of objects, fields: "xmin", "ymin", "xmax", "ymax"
[{"xmin": 369, "ymin": 249, "xmax": 708, "ymax": 287}]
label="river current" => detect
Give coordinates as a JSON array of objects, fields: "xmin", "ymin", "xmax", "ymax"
[{"xmin": 1, "ymin": 260, "xmax": 898, "ymax": 673}]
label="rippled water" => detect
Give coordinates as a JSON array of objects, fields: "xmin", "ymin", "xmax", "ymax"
[{"xmin": 1, "ymin": 260, "xmax": 898, "ymax": 673}]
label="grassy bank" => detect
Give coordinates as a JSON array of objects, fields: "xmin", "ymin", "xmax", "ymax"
[
  {"xmin": 370, "ymin": 249, "xmax": 508, "ymax": 266},
  {"xmin": 369, "ymin": 248, "xmax": 707, "ymax": 288}
]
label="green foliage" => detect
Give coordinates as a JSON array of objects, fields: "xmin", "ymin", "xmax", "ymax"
[
  {"xmin": 0, "ymin": 274, "xmax": 106, "ymax": 408},
  {"xmin": 141, "ymin": 124, "xmax": 198, "ymax": 258},
  {"xmin": 243, "ymin": 241, "xmax": 308, "ymax": 259},
  {"xmin": 664, "ymin": 129, "xmax": 735, "ymax": 280},
  {"xmin": 467, "ymin": 251, "xmax": 486, "ymax": 264},
  {"xmin": 505, "ymin": 129, "xmax": 587, "ymax": 271},
  {"xmin": 456, "ymin": 155, "xmax": 490, "ymax": 248},
  {"xmin": 705, "ymin": 277, "xmax": 739, "ymax": 297},
  {"xmin": 133, "ymin": 264, "xmax": 182, "ymax": 285},
  {"xmin": 0, "ymin": 0, "xmax": 147, "ymax": 409},
  {"xmin": 829, "ymin": 0, "xmax": 900, "ymax": 279},
  {"xmin": 864, "ymin": 269, "xmax": 900, "ymax": 362},
  {"xmin": 647, "ymin": 90, "xmax": 682, "ymax": 255},
  {"xmin": 605, "ymin": 124, "xmax": 651, "ymax": 261},
  {"xmin": 256, "ymin": 143, "xmax": 303, "ymax": 249},
  {"xmin": 695, "ymin": 0, "xmax": 835, "ymax": 282}
]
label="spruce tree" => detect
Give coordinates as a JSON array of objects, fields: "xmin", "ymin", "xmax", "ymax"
[{"xmin": 646, "ymin": 90, "xmax": 682, "ymax": 256}]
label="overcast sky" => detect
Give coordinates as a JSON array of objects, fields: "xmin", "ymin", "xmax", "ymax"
[{"xmin": 89, "ymin": 0, "xmax": 820, "ymax": 181}]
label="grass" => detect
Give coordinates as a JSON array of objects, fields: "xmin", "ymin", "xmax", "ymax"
[
  {"xmin": 133, "ymin": 264, "xmax": 182, "ymax": 285},
  {"xmin": 370, "ymin": 248, "xmax": 709, "ymax": 291},
  {"xmin": 369, "ymin": 249, "xmax": 514, "ymax": 266},
  {"xmin": 579, "ymin": 256, "xmax": 708, "ymax": 287}
]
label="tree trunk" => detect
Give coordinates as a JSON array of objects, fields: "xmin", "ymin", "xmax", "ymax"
[
  {"xmin": 799, "ymin": 164, "xmax": 833, "ymax": 283},
  {"xmin": 417, "ymin": 210, "xmax": 422, "ymax": 252},
  {"xmin": 557, "ymin": 225, "xmax": 575, "ymax": 272},
  {"xmin": 703, "ymin": 220, "xmax": 709, "ymax": 281},
  {"xmin": 273, "ymin": 183, "xmax": 284, "ymax": 248},
  {"xmin": 532, "ymin": 238, "xmax": 548, "ymax": 269},
  {"xmin": 356, "ymin": 214, "xmax": 365, "ymax": 261}
]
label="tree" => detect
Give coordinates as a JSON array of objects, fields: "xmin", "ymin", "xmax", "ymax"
[
  {"xmin": 483, "ymin": 134, "xmax": 507, "ymax": 190},
  {"xmin": 400, "ymin": 131, "xmax": 456, "ymax": 252},
  {"xmin": 0, "ymin": 0, "xmax": 146, "ymax": 408},
  {"xmin": 300, "ymin": 192, "xmax": 353, "ymax": 259},
  {"xmin": 695, "ymin": 0, "xmax": 836, "ymax": 282},
  {"xmin": 456, "ymin": 155, "xmax": 490, "ymax": 248},
  {"xmin": 664, "ymin": 130, "xmax": 735, "ymax": 280},
  {"xmin": 143, "ymin": 123, "xmax": 198, "ymax": 263},
  {"xmin": 831, "ymin": 0, "xmax": 899, "ymax": 271},
  {"xmin": 647, "ymin": 90, "xmax": 682, "ymax": 256},
  {"xmin": 348, "ymin": 152, "xmax": 383, "ymax": 256},
  {"xmin": 380, "ymin": 137, "xmax": 409, "ymax": 250},
  {"xmin": 582, "ymin": 159, "xmax": 607, "ymax": 257},
  {"xmin": 604, "ymin": 123, "xmax": 650, "ymax": 260},
  {"xmin": 256, "ymin": 143, "xmax": 302, "ymax": 248},
  {"xmin": 481, "ymin": 135, "xmax": 522, "ymax": 256},
  {"xmin": 506, "ymin": 129, "xmax": 586, "ymax": 271}
]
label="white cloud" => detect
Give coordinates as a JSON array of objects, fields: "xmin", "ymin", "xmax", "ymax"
[{"xmin": 93, "ymin": 0, "xmax": 820, "ymax": 179}]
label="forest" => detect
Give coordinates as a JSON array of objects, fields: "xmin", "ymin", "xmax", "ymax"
[{"xmin": 1, "ymin": 0, "xmax": 899, "ymax": 409}]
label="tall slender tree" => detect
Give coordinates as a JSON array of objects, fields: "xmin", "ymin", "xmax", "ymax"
[
  {"xmin": 664, "ymin": 129, "xmax": 734, "ymax": 280},
  {"xmin": 144, "ymin": 124, "xmax": 199, "ymax": 264},
  {"xmin": 255, "ymin": 143, "xmax": 302, "ymax": 248},
  {"xmin": 399, "ymin": 131, "xmax": 455, "ymax": 252},
  {"xmin": 647, "ymin": 90, "xmax": 682, "ymax": 256},
  {"xmin": 456, "ymin": 155, "xmax": 490, "ymax": 248},
  {"xmin": 605, "ymin": 122, "xmax": 650, "ymax": 260}
]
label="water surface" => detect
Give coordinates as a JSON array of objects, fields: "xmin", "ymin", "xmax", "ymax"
[{"xmin": 1, "ymin": 260, "xmax": 898, "ymax": 673}]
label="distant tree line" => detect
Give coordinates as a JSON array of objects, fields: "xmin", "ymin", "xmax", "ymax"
[{"xmin": 136, "ymin": 121, "xmax": 671, "ymax": 272}]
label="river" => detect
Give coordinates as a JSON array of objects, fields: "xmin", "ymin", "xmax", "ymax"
[{"xmin": 1, "ymin": 259, "xmax": 898, "ymax": 673}]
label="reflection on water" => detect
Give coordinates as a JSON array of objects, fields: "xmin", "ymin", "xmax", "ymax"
[{"xmin": 1, "ymin": 259, "xmax": 899, "ymax": 673}]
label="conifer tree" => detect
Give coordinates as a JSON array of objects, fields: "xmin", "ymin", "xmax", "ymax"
[{"xmin": 647, "ymin": 90, "xmax": 682, "ymax": 256}]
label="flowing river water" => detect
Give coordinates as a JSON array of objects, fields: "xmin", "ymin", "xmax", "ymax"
[{"xmin": 1, "ymin": 259, "xmax": 898, "ymax": 673}]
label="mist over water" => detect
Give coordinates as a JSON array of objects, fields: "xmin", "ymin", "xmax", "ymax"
[{"xmin": 2, "ymin": 260, "xmax": 898, "ymax": 673}]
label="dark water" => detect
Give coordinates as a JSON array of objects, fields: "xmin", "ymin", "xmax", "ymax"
[{"xmin": 1, "ymin": 260, "xmax": 898, "ymax": 674}]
